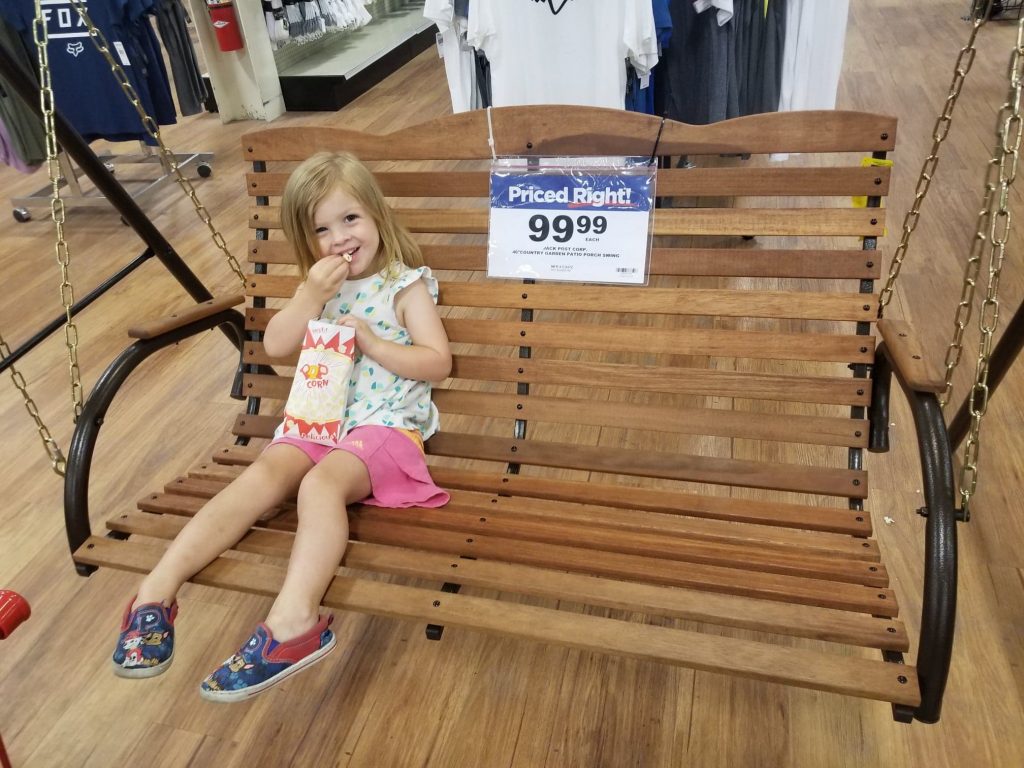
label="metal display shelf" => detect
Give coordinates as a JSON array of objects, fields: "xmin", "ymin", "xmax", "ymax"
[{"xmin": 273, "ymin": 0, "xmax": 434, "ymax": 111}]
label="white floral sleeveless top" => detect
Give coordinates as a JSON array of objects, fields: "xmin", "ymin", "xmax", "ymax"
[{"xmin": 317, "ymin": 265, "xmax": 441, "ymax": 440}]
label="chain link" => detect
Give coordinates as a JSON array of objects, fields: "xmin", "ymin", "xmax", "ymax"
[
  {"xmin": 64, "ymin": 0, "xmax": 247, "ymax": 290},
  {"xmin": 939, "ymin": 155, "xmax": 998, "ymax": 406},
  {"xmin": 878, "ymin": 11, "xmax": 989, "ymax": 315},
  {"xmin": 957, "ymin": 20, "xmax": 1024, "ymax": 518},
  {"xmin": 34, "ymin": 2, "xmax": 84, "ymax": 428},
  {"xmin": 0, "ymin": 331, "xmax": 67, "ymax": 476}
]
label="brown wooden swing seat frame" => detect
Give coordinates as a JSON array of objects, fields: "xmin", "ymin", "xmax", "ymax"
[{"xmin": 65, "ymin": 106, "xmax": 958, "ymax": 724}]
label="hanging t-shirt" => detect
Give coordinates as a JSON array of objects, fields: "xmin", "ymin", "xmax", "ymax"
[
  {"xmin": 693, "ymin": 0, "xmax": 733, "ymax": 26},
  {"xmin": 0, "ymin": 116, "xmax": 39, "ymax": 173},
  {"xmin": 626, "ymin": 0, "xmax": 672, "ymax": 115},
  {"xmin": 0, "ymin": 16, "xmax": 46, "ymax": 169},
  {"xmin": 0, "ymin": 0, "xmax": 174, "ymax": 142},
  {"xmin": 733, "ymin": 0, "xmax": 785, "ymax": 117},
  {"xmin": 154, "ymin": 0, "xmax": 208, "ymax": 116},
  {"xmin": 467, "ymin": 0, "xmax": 658, "ymax": 109},
  {"xmin": 778, "ymin": 0, "xmax": 849, "ymax": 111},
  {"xmin": 424, "ymin": 0, "xmax": 476, "ymax": 113},
  {"xmin": 127, "ymin": 8, "xmax": 177, "ymax": 126},
  {"xmin": 658, "ymin": 0, "xmax": 738, "ymax": 125}
]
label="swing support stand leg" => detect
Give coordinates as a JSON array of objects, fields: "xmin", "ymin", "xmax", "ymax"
[{"xmin": 869, "ymin": 345, "xmax": 959, "ymax": 724}]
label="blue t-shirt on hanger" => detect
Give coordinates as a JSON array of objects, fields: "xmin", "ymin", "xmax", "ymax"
[
  {"xmin": 1, "ymin": 0, "xmax": 175, "ymax": 143},
  {"xmin": 127, "ymin": 0, "xmax": 178, "ymax": 127}
]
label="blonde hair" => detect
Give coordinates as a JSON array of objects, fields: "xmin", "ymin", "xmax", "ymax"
[{"xmin": 280, "ymin": 151, "xmax": 422, "ymax": 279}]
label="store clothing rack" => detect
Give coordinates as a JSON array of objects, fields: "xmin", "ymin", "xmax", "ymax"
[
  {"xmin": 11, "ymin": 144, "xmax": 212, "ymax": 223},
  {"xmin": 0, "ymin": 3, "xmax": 215, "ymax": 222}
]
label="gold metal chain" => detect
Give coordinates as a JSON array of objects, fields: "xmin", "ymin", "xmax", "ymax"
[
  {"xmin": 938, "ymin": 160, "xmax": 997, "ymax": 407},
  {"xmin": 0, "ymin": 331, "xmax": 67, "ymax": 476},
  {"xmin": 34, "ymin": 1, "xmax": 83, "ymax": 427},
  {"xmin": 957, "ymin": 19, "xmax": 1024, "ymax": 519},
  {"xmin": 66, "ymin": 0, "xmax": 247, "ymax": 290},
  {"xmin": 877, "ymin": 7, "xmax": 990, "ymax": 315}
]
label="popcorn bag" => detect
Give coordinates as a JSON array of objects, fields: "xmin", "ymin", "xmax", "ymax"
[{"xmin": 281, "ymin": 321, "xmax": 356, "ymax": 445}]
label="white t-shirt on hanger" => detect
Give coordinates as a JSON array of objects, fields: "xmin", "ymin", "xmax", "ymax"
[
  {"xmin": 425, "ymin": 0, "xmax": 476, "ymax": 113},
  {"xmin": 778, "ymin": 0, "xmax": 849, "ymax": 111},
  {"xmin": 467, "ymin": 0, "xmax": 658, "ymax": 109}
]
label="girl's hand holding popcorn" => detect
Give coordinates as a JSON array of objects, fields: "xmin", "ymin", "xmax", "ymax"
[
  {"xmin": 336, "ymin": 314, "xmax": 380, "ymax": 357},
  {"xmin": 303, "ymin": 254, "xmax": 351, "ymax": 306}
]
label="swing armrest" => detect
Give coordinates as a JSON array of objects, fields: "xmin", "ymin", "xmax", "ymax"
[
  {"xmin": 127, "ymin": 294, "xmax": 245, "ymax": 340},
  {"xmin": 869, "ymin": 321, "xmax": 959, "ymax": 724},
  {"xmin": 877, "ymin": 320, "xmax": 945, "ymax": 394}
]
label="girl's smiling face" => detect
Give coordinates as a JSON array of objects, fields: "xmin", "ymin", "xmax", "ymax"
[{"xmin": 312, "ymin": 186, "xmax": 381, "ymax": 278}]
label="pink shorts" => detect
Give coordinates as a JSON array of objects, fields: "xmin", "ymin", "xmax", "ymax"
[{"xmin": 269, "ymin": 426, "xmax": 449, "ymax": 508}]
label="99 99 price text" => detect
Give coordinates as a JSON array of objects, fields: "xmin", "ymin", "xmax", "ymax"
[{"xmin": 528, "ymin": 214, "xmax": 608, "ymax": 243}]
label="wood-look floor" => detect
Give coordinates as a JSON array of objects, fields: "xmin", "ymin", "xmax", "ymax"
[{"xmin": 1, "ymin": 1, "xmax": 1022, "ymax": 765}]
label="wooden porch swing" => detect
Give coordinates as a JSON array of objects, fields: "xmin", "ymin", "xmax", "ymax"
[{"xmin": 69, "ymin": 101, "xmax": 960, "ymax": 725}]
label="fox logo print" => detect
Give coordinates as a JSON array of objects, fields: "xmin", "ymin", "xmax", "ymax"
[{"xmin": 66, "ymin": 41, "xmax": 85, "ymax": 57}]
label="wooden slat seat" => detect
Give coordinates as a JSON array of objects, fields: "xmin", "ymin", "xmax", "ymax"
[
  {"xmin": 76, "ymin": 107, "xmax": 945, "ymax": 717},
  {"xmin": 244, "ymin": 274, "xmax": 881, "ymax": 321},
  {"xmin": 187, "ymin": 458, "xmax": 874, "ymax": 535},
  {"xmin": 162, "ymin": 477, "xmax": 880, "ymax": 560},
  {"xmin": 137, "ymin": 489, "xmax": 885, "ymax": 583},
  {"xmin": 129, "ymin": 495, "xmax": 897, "ymax": 615},
  {"xmin": 107, "ymin": 511, "xmax": 906, "ymax": 650},
  {"xmin": 76, "ymin": 537, "xmax": 918, "ymax": 706}
]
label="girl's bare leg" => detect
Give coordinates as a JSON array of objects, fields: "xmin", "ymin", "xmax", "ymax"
[
  {"xmin": 133, "ymin": 444, "xmax": 314, "ymax": 608},
  {"xmin": 264, "ymin": 450, "xmax": 370, "ymax": 642}
]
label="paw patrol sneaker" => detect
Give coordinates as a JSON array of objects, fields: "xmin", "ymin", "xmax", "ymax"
[
  {"xmin": 199, "ymin": 615, "xmax": 335, "ymax": 703},
  {"xmin": 112, "ymin": 597, "xmax": 177, "ymax": 678}
]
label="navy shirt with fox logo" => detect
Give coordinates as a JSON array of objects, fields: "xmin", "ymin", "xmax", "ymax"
[{"xmin": 1, "ymin": 0, "xmax": 175, "ymax": 143}]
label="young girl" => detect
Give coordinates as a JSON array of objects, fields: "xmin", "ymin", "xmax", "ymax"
[{"xmin": 111, "ymin": 152, "xmax": 452, "ymax": 702}]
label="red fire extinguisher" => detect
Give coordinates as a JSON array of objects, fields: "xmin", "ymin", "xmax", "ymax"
[{"xmin": 207, "ymin": 1, "xmax": 244, "ymax": 52}]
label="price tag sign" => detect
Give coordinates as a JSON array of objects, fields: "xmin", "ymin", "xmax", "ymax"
[{"xmin": 487, "ymin": 158, "xmax": 655, "ymax": 284}]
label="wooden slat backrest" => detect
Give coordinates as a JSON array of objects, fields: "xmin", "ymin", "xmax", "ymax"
[
  {"xmin": 249, "ymin": 205, "xmax": 885, "ymax": 238},
  {"xmin": 246, "ymin": 166, "xmax": 891, "ymax": 198},
  {"xmin": 251, "ymin": 240, "xmax": 883, "ymax": 279},
  {"xmin": 239, "ymin": 107, "xmax": 893, "ymax": 502},
  {"xmin": 243, "ymin": 275, "xmax": 879, "ymax": 320},
  {"xmin": 241, "ymin": 107, "xmax": 895, "ymax": 160}
]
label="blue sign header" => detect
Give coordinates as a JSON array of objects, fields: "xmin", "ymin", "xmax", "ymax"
[{"xmin": 491, "ymin": 172, "xmax": 653, "ymax": 212}]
